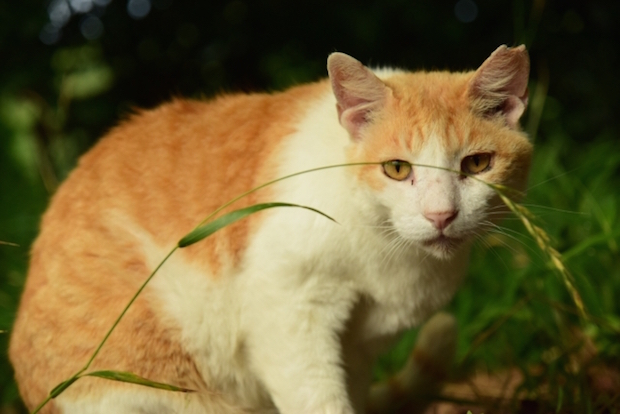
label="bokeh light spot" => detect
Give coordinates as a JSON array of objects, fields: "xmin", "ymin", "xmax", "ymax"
[
  {"xmin": 80, "ymin": 14, "xmax": 104, "ymax": 40},
  {"xmin": 69, "ymin": 0, "xmax": 94, "ymax": 14},
  {"xmin": 48, "ymin": 0, "xmax": 71, "ymax": 28},
  {"xmin": 127, "ymin": 0, "xmax": 151, "ymax": 20},
  {"xmin": 454, "ymin": 0, "xmax": 478, "ymax": 23},
  {"xmin": 40, "ymin": 23, "xmax": 62, "ymax": 45}
]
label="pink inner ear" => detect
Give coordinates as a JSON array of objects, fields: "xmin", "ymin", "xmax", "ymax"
[
  {"xmin": 327, "ymin": 52, "xmax": 389, "ymax": 139},
  {"xmin": 338, "ymin": 102, "xmax": 378, "ymax": 138},
  {"xmin": 503, "ymin": 95, "xmax": 528, "ymax": 128},
  {"xmin": 468, "ymin": 45, "xmax": 530, "ymax": 129}
]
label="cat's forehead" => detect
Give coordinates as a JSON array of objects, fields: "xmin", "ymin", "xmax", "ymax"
[
  {"xmin": 353, "ymin": 68, "xmax": 530, "ymax": 166},
  {"xmin": 384, "ymin": 71, "xmax": 473, "ymax": 107},
  {"xmin": 395, "ymin": 71, "xmax": 514, "ymax": 149}
]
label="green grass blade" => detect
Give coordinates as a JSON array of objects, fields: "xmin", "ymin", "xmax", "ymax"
[
  {"xmin": 178, "ymin": 202, "xmax": 337, "ymax": 248},
  {"xmin": 561, "ymin": 227, "xmax": 620, "ymax": 262},
  {"xmin": 85, "ymin": 371, "xmax": 194, "ymax": 392},
  {"xmin": 0, "ymin": 240, "xmax": 19, "ymax": 247},
  {"xmin": 556, "ymin": 385, "xmax": 564, "ymax": 413},
  {"xmin": 49, "ymin": 377, "xmax": 79, "ymax": 398}
]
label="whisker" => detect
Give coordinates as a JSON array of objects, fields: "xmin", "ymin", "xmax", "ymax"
[
  {"xmin": 481, "ymin": 222, "xmax": 528, "ymax": 238},
  {"xmin": 474, "ymin": 226, "xmax": 522, "ymax": 256},
  {"xmin": 519, "ymin": 204, "xmax": 588, "ymax": 216},
  {"xmin": 480, "ymin": 222, "xmax": 546, "ymax": 261},
  {"xmin": 399, "ymin": 239, "xmax": 416, "ymax": 261},
  {"xmin": 378, "ymin": 228, "xmax": 408, "ymax": 267},
  {"xmin": 379, "ymin": 238, "xmax": 400, "ymax": 265},
  {"xmin": 472, "ymin": 234, "xmax": 512, "ymax": 272},
  {"xmin": 526, "ymin": 168, "xmax": 580, "ymax": 191},
  {"xmin": 484, "ymin": 212, "xmax": 519, "ymax": 219},
  {"xmin": 383, "ymin": 240, "xmax": 406, "ymax": 267},
  {"xmin": 474, "ymin": 232, "xmax": 512, "ymax": 271},
  {"xmin": 392, "ymin": 237, "xmax": 415, "ymax": 264},
  {"xmin": 418, "ymin": 250, "xmax": 432, "ymax": 266}
]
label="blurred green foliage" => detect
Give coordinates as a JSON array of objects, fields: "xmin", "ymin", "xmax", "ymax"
[{"xmin": 1, "ymin": 0, "xmax": 619, "ymax": 412}]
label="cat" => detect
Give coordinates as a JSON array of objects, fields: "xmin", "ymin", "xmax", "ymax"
[{"xmin": 10, "ymin": 45, "xmax": 532, "ymax": 414}]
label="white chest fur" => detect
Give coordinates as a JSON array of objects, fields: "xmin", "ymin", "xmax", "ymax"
[{"xmin": 147, "ymin": 92, "xmax": 470, "ymax": 412}]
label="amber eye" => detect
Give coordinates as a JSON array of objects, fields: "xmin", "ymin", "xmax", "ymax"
[
  {"xmin": 461, "ymin": 153, "xmax": 492, "ymax": 175},
  {"xmin": 383, "ymin": 160, "xmax": 412, "ymax": 181}
]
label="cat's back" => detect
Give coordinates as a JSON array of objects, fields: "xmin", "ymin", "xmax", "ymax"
[
  {"xmin": 9, "ymin": 80, "xmax": 330, "ymax": 411},
  {"xmin": 50, "ymin": 81, "xmax": 329, "ymax": 243}
]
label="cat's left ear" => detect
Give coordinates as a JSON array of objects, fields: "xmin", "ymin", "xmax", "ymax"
[
  {"xmin": 327, "ymin": 52, "xmax": 391, "ymax": 139},
  {"xmin": 468, "ymin": 45, "xmax": 530, "ymax": 129}
]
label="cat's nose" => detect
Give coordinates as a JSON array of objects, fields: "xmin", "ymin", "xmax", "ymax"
[{"xmin": 424, "ymin": 210, "xmax": 458, "ymax": 230}]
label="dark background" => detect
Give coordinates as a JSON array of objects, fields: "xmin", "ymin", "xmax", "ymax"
[{"xmin": 2, "ymin": 0, "xmax": 620, "ymax": 412}]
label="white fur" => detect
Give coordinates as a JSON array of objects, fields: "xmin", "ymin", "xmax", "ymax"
[
  {"xmin": 57, "ymin": 385, "xmax": 271, "ymax": 414},
  {"xmin": 71, "ymin": 63, "xmax": 511, "ymax": 413},
  {"xmin": 128, "ymin": 83, "xmax": 477, "ymax": 414},
  {"xmin": 386, "ymin": 133, "xmax": 497, "ymax": 256}
]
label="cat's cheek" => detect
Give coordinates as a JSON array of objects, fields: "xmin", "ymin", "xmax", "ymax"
[
  {"xmin": 389, "ymin": 212, "xmax": 439, "ymax": 245},
  {"xmin": 451, "ymin": 186, "xmax": 505, "ymax": 246}
]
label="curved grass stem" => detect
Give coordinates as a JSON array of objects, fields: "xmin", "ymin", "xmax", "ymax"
[{"xmin": 33, "ymin": 160, "xmax": 584, "ymax": 412}]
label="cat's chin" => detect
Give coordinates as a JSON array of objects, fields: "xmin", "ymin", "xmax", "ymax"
[{"xmin": 420, "ymin": 235, "xmax": 464, "ymax": 259}]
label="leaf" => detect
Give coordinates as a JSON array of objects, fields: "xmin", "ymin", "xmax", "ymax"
[
  {"xmin": 49, "ymin": 377, "xmax": 79, "ymax": 398},
  {"xmin": 85, "ymin": 371, "xmax": 194, "ymax": 393},
  {"xmin": 561, "ymin": 227, "xmax": 620, "ymax": 262},
  {"xmin": 178, "ymin": 202, "xmax": 337, "ymax": 248}
]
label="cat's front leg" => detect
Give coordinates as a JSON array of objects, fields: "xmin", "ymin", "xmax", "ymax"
[{"xmin": 241, "ymin": 276, "xmax": 358, "ymax": 414}]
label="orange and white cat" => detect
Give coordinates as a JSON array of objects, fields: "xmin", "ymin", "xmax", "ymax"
[{"xmin": 10, "ymin": 45, "xmax": 532, "ymax": 413}]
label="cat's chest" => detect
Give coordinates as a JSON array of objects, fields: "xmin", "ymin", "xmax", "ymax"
[
  {"xmin": 247, "ymin": 209, "xmax": 469, "ymax": 333},
  {"xmin": 352, "ymin": 251, "xmax": 468, "ymax": 337},
  {"xmin": 332, "ymin": 223, "xmax": 470, "ymax": 325}
]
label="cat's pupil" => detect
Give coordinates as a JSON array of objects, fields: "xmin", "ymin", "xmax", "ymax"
[
  {"xmin": 394, "ymin": 163, "xmax": 401, "ymax": 172},
  {"xmin": 473, "ymin": 155, "xmax": 480, "ymax": 166}
]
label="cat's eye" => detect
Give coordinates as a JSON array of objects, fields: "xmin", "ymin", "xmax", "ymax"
[
  {"xmin": 383, "ymin": 160, "xmax": 412, "ymax": 181},
  {"xmin": 461, "ymin": 153, "xmax": 492, "ymax": 175}
]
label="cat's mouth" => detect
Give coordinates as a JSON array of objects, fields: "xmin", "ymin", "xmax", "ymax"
[{"xmin": 421, "ymin": 235, "xmax": 464, "ymax": 257}]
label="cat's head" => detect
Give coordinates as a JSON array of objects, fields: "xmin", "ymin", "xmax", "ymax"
[{"xmin": 328, "ymin": 46, "xmax": 533, "ymax": 260}]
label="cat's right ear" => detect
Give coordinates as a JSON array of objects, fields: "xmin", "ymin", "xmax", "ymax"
[{"xmin": 327, "ymin": 53, "xmax": 390, "ymax": 140}]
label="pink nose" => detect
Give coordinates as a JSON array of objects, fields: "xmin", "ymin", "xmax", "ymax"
[{"xmin": 424, "ymin": 210, "xmax": 458, "ymax": 230}]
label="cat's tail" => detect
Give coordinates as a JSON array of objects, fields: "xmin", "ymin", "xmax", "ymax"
[{"xmin": 366, "ymin": 312, "xmax": 457, "ymax": 414}]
